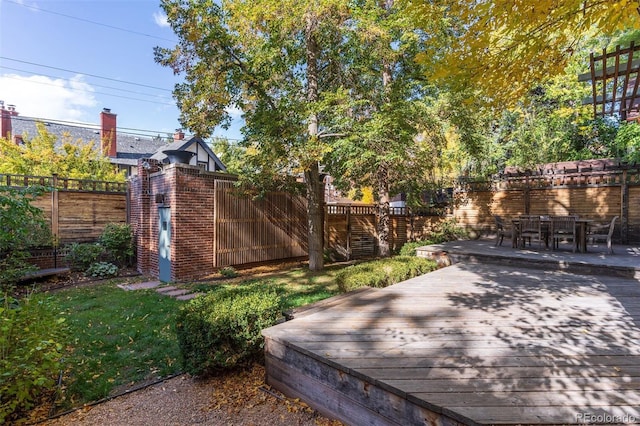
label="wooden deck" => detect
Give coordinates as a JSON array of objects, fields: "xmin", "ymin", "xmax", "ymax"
[{"xmin": 263, "ymin": 258, "xmax": 640, "ymax": 425}]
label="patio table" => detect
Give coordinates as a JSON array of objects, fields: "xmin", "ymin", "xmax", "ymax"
[{"xmin": 512, "ymin": 217, "xmax": 592, "ymax": 253}]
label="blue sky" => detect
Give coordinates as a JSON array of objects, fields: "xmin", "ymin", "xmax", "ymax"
[{"xmin": 0, "ymin": 0, "xmax": 243, "ymax": 141}]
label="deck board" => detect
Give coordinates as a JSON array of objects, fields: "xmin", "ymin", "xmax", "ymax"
[{"xmin": 263, "ymin": 259, "xmax": 640, "ymax": 425}]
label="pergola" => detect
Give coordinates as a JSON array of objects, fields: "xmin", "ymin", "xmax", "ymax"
[{"xmin": 578, "ymin": 41, "xmax": 640, "ymax": 121}]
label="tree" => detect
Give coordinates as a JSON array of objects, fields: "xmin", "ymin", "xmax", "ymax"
[
  {"xmin": 0, "ymin": 122, "xmax": 125, "ymax": 181},
  {"xmin": 155, "ymin": 0, "xmax": 347, "ymax": 270},
  {"xmin": 325, "ymin": 0, "xmax": 447, "ymax": 256},
  {"xmin": 409, "ymin": 0, "xmax": 640, "ymax": 107}
]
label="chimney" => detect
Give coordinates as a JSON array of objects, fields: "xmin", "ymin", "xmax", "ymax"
[
  {"xmin": 0, "ymin": 101, "xmax": 18, "ymax": 140},
  {"xmin": 173, "ymin": 128, "xmax": 185, "ymax": 141},
  {"xmin": 100, "ymin": 108, "xmax": 117, "ymax": 157}
]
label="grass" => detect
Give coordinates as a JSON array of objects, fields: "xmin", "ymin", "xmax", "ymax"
[
  {"xmin": 44, "ymin": 258, "xmax": 421, "ymax": 415},
  {"xmin": 44, "ymin": 263, "xmax": 344, "ymax": 413},
  {"xmin": 54, "ymin": 279, "xmax": 183, "ymax": 411}
]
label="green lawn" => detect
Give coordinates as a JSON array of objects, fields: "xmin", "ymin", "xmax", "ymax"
[
  {"xmin": 50, "ymin": 265, "xmax": 343, "ymax": 412},
  {"xmin": 49, "ymin": 258, "xmax": 431, "ymax": 414},
  {"xmin": 55, "ymin": 280, "xmax": 183, "ymax": 410}
]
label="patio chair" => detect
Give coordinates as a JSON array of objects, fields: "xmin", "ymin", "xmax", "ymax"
[
  {"xmin": 494, "ymin": 215, "xmax": 514, "ymax": 247},
  {"xmin": 588, "ymin": 216, "xmax": 618, "ymax": 254},
  {"xmin": 550, "ymin": 215, "xmax": 577, "ymax": 252},
  {"xmin": 518, "ymin": 215, "xmax": 543, "ymax": 249}
]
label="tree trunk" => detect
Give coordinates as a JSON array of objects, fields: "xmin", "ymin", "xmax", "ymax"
[
  {"xmin": 376, "ymin": 8, "xmax": 393, "ymax": 257},
  {"xmin": 376, "ymin": 162, "xmax": 391, "ymax": 257},
  {"xmin": 305, "ymin": 11, "xmax": 324, "ymax": 271}
]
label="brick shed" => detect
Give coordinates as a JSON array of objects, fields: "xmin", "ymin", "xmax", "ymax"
[{"xmin": 129, "ymin": 159, "xmax": 308, "ymax": 282}]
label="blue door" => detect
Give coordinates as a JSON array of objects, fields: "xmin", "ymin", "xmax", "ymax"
[{"xmin": 158, "ymin": 207, "xmax": 171, "ymax": 282}]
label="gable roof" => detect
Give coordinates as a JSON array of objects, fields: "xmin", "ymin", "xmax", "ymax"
[{"xmin": 150, "ymin": 136, "xmax": 227, "ymax": 171}]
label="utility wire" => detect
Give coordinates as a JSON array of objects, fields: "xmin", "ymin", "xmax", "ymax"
[
  {"xmin": 0, "ymin": 57, "xmax": 173, "ymax": 92},
  {"xmin": 5, "ymin": 0, "xmax": 177, "ymax": 44},
  {"xmin": 0, "ymin": 66, "xmax": 174, "ymax": 100},
  {"xmin": 1, "ymin": 75, "xmax": 176, "ymax": 106}
]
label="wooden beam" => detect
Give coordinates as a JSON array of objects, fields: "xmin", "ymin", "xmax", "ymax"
[{"xmin": 619, "ymin": 41, "xmax": 635, "ymax": 119}]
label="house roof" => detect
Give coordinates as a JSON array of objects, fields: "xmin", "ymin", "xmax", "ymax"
[
  {"xmin": 9, "ymin": 115, "xmax": 202, "ymax": 167},
  {"xmin": 150, "ymin": 136, "xmax": 227, "ymax": 171}
]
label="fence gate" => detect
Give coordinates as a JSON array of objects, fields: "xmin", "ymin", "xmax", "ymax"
[{"xmin": 158, "ymin": 207, "xmax": 171, "ymax": 282}]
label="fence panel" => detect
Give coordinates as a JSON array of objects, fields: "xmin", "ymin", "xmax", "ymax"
[{"xmin": 214, "ymin": 180, "xmax": 307, "ymax": 267}]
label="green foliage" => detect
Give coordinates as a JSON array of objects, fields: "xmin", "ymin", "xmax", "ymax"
[
  {"xmin": 0, "ymin": 187, "xmax": 51, "ymax": 291},
  {"xmin": 176, "ymin": 287, "xmax": 282, "ymax": 376},
  {"xmin": 0, "ymin": 122, "xmax": 125, "ymax": 181},
  {"xmin": 335, "ymin": 256, "xmax": 437, "ymax": 293},
  {"xmin": 429, "ymin": 218, "xmax": 469, "ymax": 243},
  {"xmin": 0, "ymin": 295, "xmax": 67, "ymax": 424},
  {"xmin": 219, "ymin": 266, "xmax": 238, "ymax": 278},
  {"xmin": 66, "ymin": 243, "xmax": 104, "ymax": 272},
  {"xmin": 615, "ymin": 122, "xmax": 640, "ymax": 163},
  {"xmin": 86, "ymin": 262, "xmax": 118, "ymax": 279},
  {"xmin": 399, "ymin": 241, "xmax": 429, "ymax": 257},
  {"xmin": 99, "ymin": 223, "xmax": 134, "ymax": 266}
]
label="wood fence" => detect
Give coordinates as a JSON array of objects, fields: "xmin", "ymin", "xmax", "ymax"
[
  {"xmin": 214, "ymin": 179, "xmax": 308, "ymax": 267},
  {"xmin": 453, "ymin": 164, "xmax": 640, "ymax": 243},
  {"xmin": 324, "ymin": 205, "xmax": 443, "ymax": 259},
  {"xmin": 1, "ymin": 173, "xmax": 128, "ymax": 244}
]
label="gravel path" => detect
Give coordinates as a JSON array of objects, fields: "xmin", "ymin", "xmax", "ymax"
[{"xmin": 41, "ymin": 365, "xmax": 341, "ymax": 426}]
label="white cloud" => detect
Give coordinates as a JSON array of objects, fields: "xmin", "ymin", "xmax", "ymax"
[
  {"xmin": 225, "ymin": 105, "xmax": 243, "ymax": 117},
  {"xmin": 153, "ymin": 11, "xmax": 170, "ymax": 28},
  {"xmin": 0, "ymin": 73, "xmax": 97, "ymax": 122}
]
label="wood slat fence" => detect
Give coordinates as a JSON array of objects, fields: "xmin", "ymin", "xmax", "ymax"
[
  {"xmin": 1, "ymin": 173, "xmax": 128, "ymax": 245},
  {"xmin": 324, "ymin": 205, "xmax": 443, "ymax": 259},
  {"xmin": 454, "ymin": 164, "xmax": 640, "ymax": 243}
]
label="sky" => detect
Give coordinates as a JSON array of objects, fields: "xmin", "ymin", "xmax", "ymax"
[{"xmin": 0, "ymin": 0, "xmax": 243, "ymax": 141}]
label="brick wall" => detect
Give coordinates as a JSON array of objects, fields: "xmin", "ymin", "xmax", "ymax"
[{"xmin": 131, "ymin": 162, "xmax": 306, "ymax": 282}]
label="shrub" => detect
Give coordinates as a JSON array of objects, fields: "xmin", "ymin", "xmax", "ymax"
[
  {"xmin": 99, "ymin": 223, "xmax": 134, "ymax": 266},
  {"xmin": 176, "ymin": 287, "xmax": 282, "ymax": 376},
  {"xmin": 399, "ymin": 240, "xmax": 429, "ymax": 256},
  {"xmin": 335, "ymin": 256, "xmax": 437, "ymax": 293},
  {"xmin": 86, "ymin": 262, "xmax": 118, "ymax": 278},
  {"xmin": 0, "ymin": 295, "xmax": 67, "ymax": 424},
  {"xmin": 66, "ymin": 243, "xmax": 104, "ymax": 271},
  {"xmin": 0, "ymin": 187, "xmax": 51, "ymax": 293},
  {"xmin": 399, "ymin": 219, "xmax": 469, "ymax": 256},
  {"xmin": 219, "ymin": 266, "xmax": 238, "ymax": 278}
]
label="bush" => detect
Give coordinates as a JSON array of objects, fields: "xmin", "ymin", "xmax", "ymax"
[
  {"xmin": 176, "ymin": 287, "xmax": 282, "ymax": 376},
  {"xmin": 0, "ymin": 187, "xmax": 51, "ymax": 293},
  {"xmin": 335, "ymin": 256, "xmax": 437, "ymax": 293},
  {"xmin": 399, "ymin": 240, "xmax": 428, "ymax": 256},
  {"xmin": 99, "ymin": 223, "xmax": 134, "ymax": 266},
  {"xmin": 219, "ymin": 266, "xmax": 238, "ymax": 278},
  {"xmin": 86, "ymin": 262, "xmax": 118, "ymax": 278},
  {"xmin": 399, "ymin": 219, "xmax": 469, "ymax": 256},
  {"xmin": 0, "ymin": 294, "xmax": 67, "ymax": 424},
  {"xmin": 66, "ymin": 243, "xmax": 104, "ymax": 271}
]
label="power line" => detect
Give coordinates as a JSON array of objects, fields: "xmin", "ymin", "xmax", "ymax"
[
  {"xmin": 0, "ymin": 57, "xmax": 173, "ymax": 92},
  {"xmin": 6, "ymin": 0, "xmax": 177, "ymax": 44},
  {"xmin": 1, "ymin": 75, "xmax": 176, "ymax": 106},
  {"xmin": 10, "ymin": 114, "xmax": 185, "ymax": 139},
  {"xmin": 10, "ymin": 115, "xmax": 242, "ymax": 142},
  {"xmin": 0, "ymin": 65, "xmax": 174, "ymax": 101}
]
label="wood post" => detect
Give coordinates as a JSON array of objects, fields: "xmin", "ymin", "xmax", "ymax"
[
  {"xmin": 51, "ymin": 174, "xmax": 59, "ymax": 244},
  {"xmin": 622, "ymin": 169, "xmax": 629, "ymax": 244}
]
